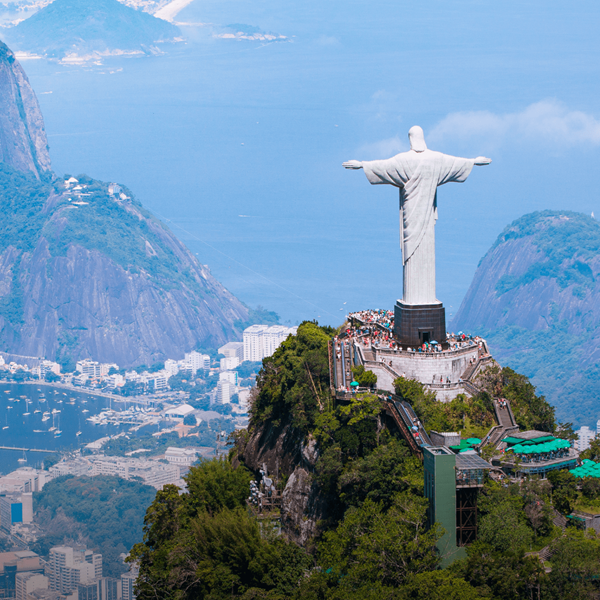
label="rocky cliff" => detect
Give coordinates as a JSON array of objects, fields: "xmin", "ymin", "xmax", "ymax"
[
  {"xmin": 452, "ymin": 211, "xmax": 600, "ymax": 424},
  {"xmin": 236, "ymin": 418, "xmax": 329, "ymax": 546},
  {"xmin": 0, "ymin": 41, "xmax": 51, "ymax": 178},
  {"xmin": 0, "ymin": 43, "xmax": 250, "ymax": 367}
]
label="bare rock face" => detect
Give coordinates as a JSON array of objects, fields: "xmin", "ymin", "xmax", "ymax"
[
  {"xmin": 0, "ymin": 41, "xmax": 51, "ymax": 178},
  {"xmin": 451, "ymin": 210, "xmax": 600, "ymax": 422},
  {"xmin": 236, "ymin": 421, "xmax": 331, "ymax": 546},
  {"xmin": 0, "ymin": 41, "xmax": 249, "ymax": 366}
]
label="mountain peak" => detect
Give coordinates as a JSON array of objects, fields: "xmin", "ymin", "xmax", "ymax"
[{"xmin": 0, "ymin": 40, "xmax": 51, "ymax": 178}]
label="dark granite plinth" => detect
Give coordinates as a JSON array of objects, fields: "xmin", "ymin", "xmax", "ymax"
[{"xmin": 394, "ymin": 301, "xmax": 447, "ymax": 347}]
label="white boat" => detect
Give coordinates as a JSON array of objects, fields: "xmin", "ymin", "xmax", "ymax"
[
  {"xmin": 42, "ymin": 416, "xmax": 50, "ymax": 422},
  {"xmin": 2, "ymin": 426, "xmax": 8, "ymax": 430},
  {"xmin": 33, "ymin": 429, "xmax": 45, "ymax": 433},
  {"xmin": 34, "ymin": 409, "xmax": 41, "ymax": 414},
  {"xmin": 51, "ymin": 409, "xmax": 61, "ymax": 414},
  {"xmin": 22, "ymin": 412, "xmax": 30, "ymax": 416},
  {"xmin": 49, "ymin": 426, "xmax": 57, "ymax": 432},
  {"xmin": 76, "ymin": 430, "xmax": 82, "ymax": 436},
  {"xmin": 7, "ymin": 406, "xmax": 12, "ymax": 410},
  {"xmin": 82, "ymin": 409, "xmax": 89, "ymax": 413},
  {"xmin": 54, "ymin": 431, "xmax": 61, "ymax": 437}
]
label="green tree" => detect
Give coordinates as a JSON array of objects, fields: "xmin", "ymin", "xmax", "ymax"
[
  {"xmin": 183, "ymin": 413, "xmax": 197, "ymax": 426},
  {"xmin": 184, "ymin": 458, "xmax": 252, "ymax": 516},
  {"xmin": 543, "ymin": 530, "xmax": 600, "ymax": 599},
  {"xmin": 318, "ymin": 492, "xmax": 440, "ymax": 590}
]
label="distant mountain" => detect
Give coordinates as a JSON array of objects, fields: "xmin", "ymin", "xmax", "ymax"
[
  {"xmin": 452, "ymin": 210, "xmax": 600, "ymax": 425},
  {"xmin": 0, "ymin": 41, "xmax": 50, "ymax": 177},
  {"xmin": 0, "ymin": 41, "xmax": 250, "ymax": 368},
  {"xmin": 3, "ymin": 0, "xmax": 181, "ymax": 59}
]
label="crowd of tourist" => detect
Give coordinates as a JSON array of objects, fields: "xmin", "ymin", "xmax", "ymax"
[{"xmin": 349, "ymin": 309, "xmax": 394, "ymax": 330}]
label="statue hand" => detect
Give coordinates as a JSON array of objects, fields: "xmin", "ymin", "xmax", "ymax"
[
  {"xmin": 343, "ymin": 160, "xmax": 363, "ymax": 170},
  {"xmin": 474, "ymin": 156, "xmax": 492, "ymax": 165}
]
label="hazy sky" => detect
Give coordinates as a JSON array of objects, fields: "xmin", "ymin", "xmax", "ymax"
[{"xmin": 19, "ymin": 0, "xmax": 600, "ymax": 324}]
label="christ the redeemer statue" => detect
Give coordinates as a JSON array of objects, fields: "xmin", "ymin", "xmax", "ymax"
[{"xmin": 344, "ymin": 126, "xmax": 491, "ymax": 307}]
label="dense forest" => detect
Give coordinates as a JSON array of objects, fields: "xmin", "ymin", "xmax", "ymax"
[
  {"xmin": 33, "ymin": 475, "xmax": 157, "ymax": 577},
  {"xmin": 130, "ymin": 322, "xmax": 600, "ymax": 599}
]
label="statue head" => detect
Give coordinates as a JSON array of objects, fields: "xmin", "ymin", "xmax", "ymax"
[{"xmin": 408, "ymin": 126, "xmax": 427, "ymax": 152}]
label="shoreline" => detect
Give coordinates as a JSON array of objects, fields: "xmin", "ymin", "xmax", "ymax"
[{"xmin": 0, "ymin": 380, "xmax": 166, "ymax": 405}]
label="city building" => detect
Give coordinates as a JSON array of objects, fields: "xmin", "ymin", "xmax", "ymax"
[
  {"xmin": 164, "ymin": 404, "xmax": 195, "ymax": 421},
  {"xmin": 121, "ymin": 565, "xmax": 139, "ymax": 600},
  {"xmin": 219, "ymin": 371, "xmax": 238, "ymax": 386},
  {"xmin": 243, "ymin": 325, "xmax": 297, "ymax": 362},
  {"xmin": 575, "ymin": 426, "xmax": 596, "ymax": 451},
  {"xmin": 218, "ymin": 342, "xmax": 243, "ymax": 361},
  {"xmin": 76, "ymin": 360, "xmax": 102, "ymax": 379},
  {"xmin": 0, "ymin": 468, "xmax": 49, "ymax": 494},
  {"xmin": 184, "ymin": 351, "xmax": 210, "ymax": 375},
  {"xmin": 0, "ymin": 552, "xmax": 44, "ymax": 599},
  {"xmin": 16, "ymin": 572, "xmax": 48, "ymax": 600},
  {"xmin": 78, "ymin": 577, "xmax": 119, "ymax": 600},
  {"xmin": 164, "ymin": 447, "xmax": 199, "ymax": 467},
  {"xmin": 219, "ymin": 356, "xmax": 240, "ymax": 370},
  {"xmin": 0, "ymin": 493, "xmax": 33, "ymax": 532},
  {"xmin": 217, "ymin": 380, "xmax": 232, "ymax": 405},
  {"xmin": 48, "ymin": 547, "xmax": 101, "ymax": 594}
]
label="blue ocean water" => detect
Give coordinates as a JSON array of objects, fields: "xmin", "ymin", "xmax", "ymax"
[
  {"xmin": 12, "ymin": 0, "xmax": 600, "ymax": 327},
  {"xmin": 0, "ymin": 384, "xmax": 128, "ymax": 474}
]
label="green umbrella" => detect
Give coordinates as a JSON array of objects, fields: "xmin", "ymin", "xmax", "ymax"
[
  {"xmin": 350, "ymin": 381, "xmax": 359, "ymax": 387},
  {"xmin": 467, "ymin": 438, "xmax": 482, "ymax": 445}
]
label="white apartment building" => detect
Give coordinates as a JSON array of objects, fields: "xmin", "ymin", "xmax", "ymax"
[
  {"xmin": 184, "ymin": 351, "xmax": 210, "ymax": 374},
  {"xmin": 0, "ymin": 467, "xmax": 49, "ymax": 494},
  {"xmin": 48, "ymin": 547, "xmax": 101, "ymax": 594},
  {"xmin": 164, "ymin": 359, "xmax": 179, "ymax": 375},
  {"xmin": 219, "ymin": 371, "xmax": 238, "ymax": 386},
  {"xmin": 90, "ymin": 456, "xmax": 180, "ymax": 490},
  {"xmin": 220, "ymin": 356, "xmax": 240, "ymax": 370},
  {"xmin": 219, "ymin": 342, "xmax": 244, "ymax": 361},
  {"xmin": 16, "ymin": 572, "xmax": 48, "ymax": 600},
  {"xmin": 575, "ymin": 426, "xmax": 596, "ymax": 451},
  {"xmin": 243, "ymin": 325, "xmax": 298, "ymax": 362},
  {"xmin": 76, "ymin": 360, "xmax": 102, "ymax": 378},
  {"xmin": 217, "ymin": 380, "xmax": 232, "ymax": 404},
  {"xmin": 121, "ymin": 565, "xmax": 139, "ymax": 600}
]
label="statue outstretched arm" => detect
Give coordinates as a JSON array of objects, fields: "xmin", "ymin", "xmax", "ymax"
[
  {"xmin": 343, "ymin": 160, "xmax": 363, "ymax": 170},
  {"xmin": 474, "ymin": 156, "xmax": 492, "ymax": 165}
]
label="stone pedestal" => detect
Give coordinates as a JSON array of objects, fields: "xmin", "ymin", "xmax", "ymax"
[{"xmin": 394, "ymin": 300, "xmax": 447, "ymax": 347}]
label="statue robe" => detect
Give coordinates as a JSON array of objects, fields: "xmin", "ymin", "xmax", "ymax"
[{"xmin": 361, "ymin": 149, "xmax": 475, "ymax": 306}]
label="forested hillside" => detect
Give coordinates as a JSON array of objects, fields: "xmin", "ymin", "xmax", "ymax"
[
  {"xmin": 33, "ymin": 475, "xmax": 156, "ymax": 577},
  {"xmin": 452, "ymin": 210, "xmax": 600, "ymax": 426},
  {"xmin": 131, "ymin": 322, "xmax": 600, "ymax": 599}
]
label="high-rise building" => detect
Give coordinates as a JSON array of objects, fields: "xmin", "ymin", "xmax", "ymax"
[
  {"xmin": 219, "ymin": 356, "xmax": 240, "ymax": 370},
  {"xmin": 575, "ymin": 426, "xmax": 596, "ymax": 451},
  {"xmin": 243, "ymin": 325, "xmax": 298, "ymax": 362},
  {"xmin": 0, "ymin": 492, "xmax": 33, "ymax": 532},
  {"xmin": 78, "ymin": 577, "xmax": 118, "ymax": 600},
  {"xmin": 48, "ymin": 547, "xmax": 100, "ymax": 594},
  {"xmin": 217, "ymin": 380, "xmax": 232, "ymax": 404},
  {"xmin": 184, "ymin": 351, "xmax": 210, "ymax": 375},
  {"xmin": 16, "ymin": 572, "xmax": 48, "ymax": 600},
  {"xmin": 121, "ymin": 565, "xmax": 139, "ymax": 600},
  {"xmin": 218, "ymin": 342, "xmax": 244, "ymax": 361}
]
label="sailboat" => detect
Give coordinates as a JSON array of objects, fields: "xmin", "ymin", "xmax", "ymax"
[
  {"xmin": 41, "ymin": 411, "xmax": 50, "ymax": 422},
  {"xmin": 49, "ymin": 412, "xmax": 57, "ymax": 432},
  {"xmin": 18, "ymin": 450, "xmax": 27, "ymax": 464},
  {"xmin": 54, "ymin": 413, "xmax": 62, "ymax": 437},
  {"xmin": 23, "ymin": 399, "xmax": 30, "ymax": 416},
  {"xmin": 2, "ymin": 413, "xmax": 8, "ymax": 430}
]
